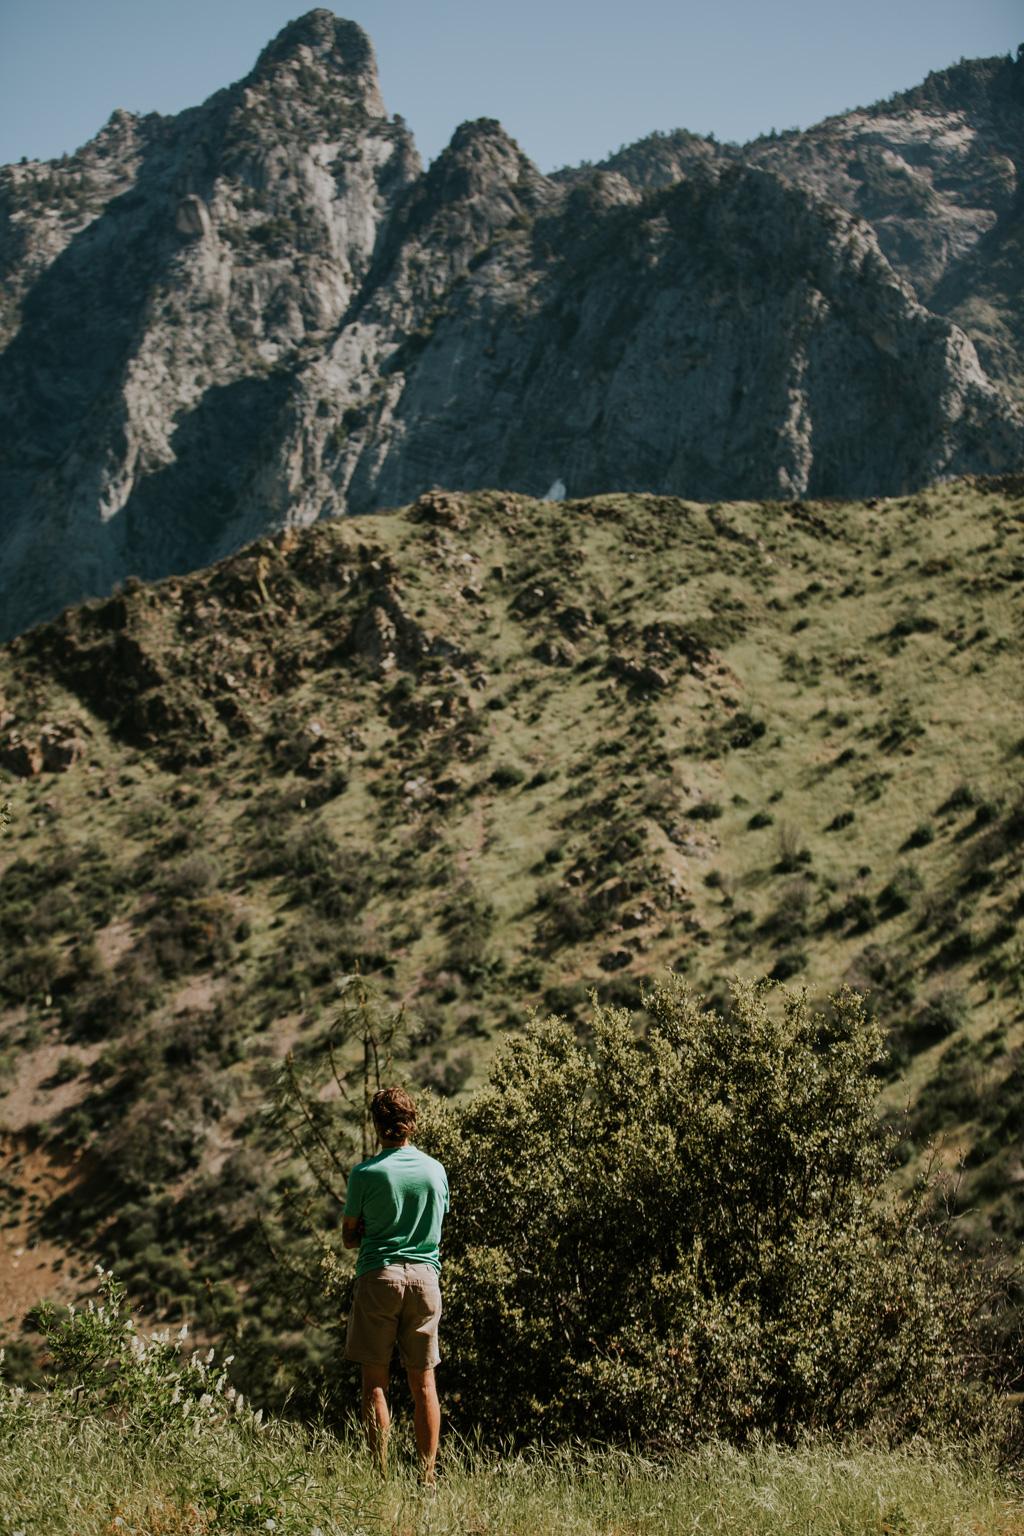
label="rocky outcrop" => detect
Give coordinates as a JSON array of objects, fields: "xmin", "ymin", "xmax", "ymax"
[
  {"xmin": 0, "ymin": 10, "xmax": 418, "ymax": 640},
  {"xmin": 599, "ymin": 50, "xmax": 1024, "ymax": 402},
  {"xmin": 0, "ymin": 721, "xmax": 88, "ymax": 776},
  {"xmin": 0, "ymin": 14, "xmax": 1022, "ymax": 641}
]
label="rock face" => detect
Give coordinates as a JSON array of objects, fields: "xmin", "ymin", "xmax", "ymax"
[
  {"xmin": 1, "ymin": 12, "xmax": 1022, "ymax": 640},
  {"xmin": 599, "ymin": 51, "xmax": 1024, "ymax": 403}
]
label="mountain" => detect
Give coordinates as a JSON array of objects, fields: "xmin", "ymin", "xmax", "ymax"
[
  {"xmin": 1, "ymin": 475, "xmax": 1022, "ymax": 1375},
  {"xmin": 599, "ymin": 51, "xmax": 1024, "ymax": 403},
  {"xmin": 1, "ymin": 14, "xmax": 1023, "ymax": 640}
]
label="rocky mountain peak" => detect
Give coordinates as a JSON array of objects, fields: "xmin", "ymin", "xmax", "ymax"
[
  {"xmin": 240, "ymin": 10, "xmax": 387, "ymax": 131},
  {"xmin": 434, "ymin": 119, "xmax": 542, "ymax": 193},
  {"xmin": 0, "ymin": 20, "xmax": 1022, "ymax": 641},
  {"xmin": 428, "ymin": 118, "xmax": 550, "ymax": 212},
  {"xmin": 365, "ymin": 118, "xmax": 551, "ymax": 300},
  {"xmin": 249, "ymin": 9, "xmax": 377, "ymax": 90}
]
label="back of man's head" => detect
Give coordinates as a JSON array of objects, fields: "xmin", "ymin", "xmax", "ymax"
[{"xmin": 371, "ymin": 1086, "xmax": 417, "ymax": 1143}]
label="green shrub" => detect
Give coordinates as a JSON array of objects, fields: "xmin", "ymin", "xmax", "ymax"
[
  {"xmin": 879, "ymin": 863, "xmax": 924, "ymax": 916},
  {"xmin": 412, "ymin": 980, "xmax": 983, "ymax": 1446},
  {"xmin": 410, "ymin": 1049, "xmax": 473, "ymax": 1097},
  {"xmin": 490, "ymin": 764, "xmax": 527, "ymax": 789},
  {"xmin": 774, "ymin": 824, "xmax": 812, "ymax": 873},
  {"xmin": 525, "ymin": 768, "xmax": 555, "ymax": 789},
  {"xmin": 23, "ymin": 1267, "xmax": 261, "ymax": 1432},
  {"xmin": 52, "ymin": 1054, "xmax": 83, "ymax": 1084},
  {"xmin": 2, "ymin": 941, "xmax": 63, "ymax": 1002},
  {"xmin": 727, "ymin": 713, "xmax": 767, "ymax": 749},
  {"xmin": 440, "ymin": 884, "xmax": 497, "ymax": 977},
  {"xmin": 943, "ymin": 783, "xmax": 977, "ymax": 813},
  {"xmin": 748, "ymin": 810, "xmax": 775, "ymax": 829},
  {"xmin": 826, "ymin": 810, "xmax": 855, "ymax": 831},
  {"xmin": 145, "ymin": 893, "xmax": 236, "ymax": 976},
  {"xmin": 906, "ymin": 822, "xmax": 936, "ymax": 849},
  {"xmin": 543, "ymin": 979, "xmax": 590, "ymax": 1016},
  {"xmin": 770, "ymin": 950, "xmax": 809, "ymax": 981},
  {"xmin": 163, "ymin": 853, "xmax": 220, "ymax": 898},
  {"xmin": 913, "ymin": 986, "xmax": 969, "ymax": 1045},
  {"xmin": 689, "ymin": 801, "xmax": 723, "ymax": 821},
  {"xmin": 536, "ymin": 888, "xmax": 602, "ymax": 948},
  {"xmin": 252, "ymin": 822, "xmax": 373, "ymax": 921}
]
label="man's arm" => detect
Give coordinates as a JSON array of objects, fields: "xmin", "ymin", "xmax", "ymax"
[
  {"xmin": 342, "ymin": 1168, "xmax": 365, "ymax": 1249},
  {"xmin": 342, "ymin": 1215, "xmax": 365, "ymax": 1249}
]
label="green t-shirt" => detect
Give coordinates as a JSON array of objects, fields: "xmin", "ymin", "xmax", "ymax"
[{"xmin": 344, "ymin": 1145, "xmax": 449, "ymax": 1278}]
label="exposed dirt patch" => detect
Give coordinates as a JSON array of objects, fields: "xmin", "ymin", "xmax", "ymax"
[
  {"xmin": 172, "ymin": 972, "xmax": 225, "ymax": 1014},
  {"xmin": 0, "ymin": 1033, "xmax": 104, "ymax": 1134},
  {"xmin": 0, "ymin": 1133, "xmax": 100, "ymax": 1326},
  {"xmin": 93, "ymin": 916, "xmax": 137, "ymax": 969}
]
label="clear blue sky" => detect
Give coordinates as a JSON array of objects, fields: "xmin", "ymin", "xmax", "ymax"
[{"xmin": 0, "ymin": 0, "xmax": 1020, "ymax": 173}]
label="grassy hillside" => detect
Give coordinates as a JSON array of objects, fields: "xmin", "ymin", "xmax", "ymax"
[{"xmin": 0, "ymin": 477, "xmax": 1022, "ymax": 1369}]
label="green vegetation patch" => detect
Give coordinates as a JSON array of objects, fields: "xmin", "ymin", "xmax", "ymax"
[{"xmin": 0, "ymin": 476, "xmax": 1023, "ymax": 1400}]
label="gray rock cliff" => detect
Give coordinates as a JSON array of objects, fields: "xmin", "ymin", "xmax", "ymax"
[
  {"xmin": 0, "ymin": 13, "xmax": 1022, "ymax": 639},
  {"xmin": 599, "ymin": 50, "xmax": 1024, "ymax": 402}
]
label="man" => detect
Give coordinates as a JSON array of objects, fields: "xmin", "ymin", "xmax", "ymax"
[{"xmin": 342, "ymin": 1086, "xmax": 449, "ymax": 1485}]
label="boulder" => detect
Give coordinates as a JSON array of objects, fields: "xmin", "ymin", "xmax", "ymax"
[
  {"xmin": 534, "ymin": 639, "xmax": 577, "ymax": 667},
  {"xmin": 1, "ymin": 730, "xmax": 42, "ymax": 777},
  {"xmin": 174, "ymin": 195, "xmax": 211, "ymax": 239},
  {"xmin": 39, "ymin": 723, "xmax": 88, "ymax": 771}
]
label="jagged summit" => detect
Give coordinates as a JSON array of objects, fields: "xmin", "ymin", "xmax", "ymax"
[
  {"xmin": 408, "ymin": 116, "xmax": 545, "ymax": 230},
  {"xmin": 369, "ymin": 117, "xmax": 552, "ymax": 291},
  {"xmin": 247, "ymin": 9, "xmax": 383, "ymax": 110},
  {"xmin": 0, "ymin": 16, "xmax": 1022, "ymax": 639},
  {"xmin": 252, "ymin": 9, "xmax": 374, "ymax": 72}
]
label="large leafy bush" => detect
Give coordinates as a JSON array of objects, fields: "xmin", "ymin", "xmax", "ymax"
[{"xmin": 414, "ymin": 980, "xmax": 980, "ymax": 1445}]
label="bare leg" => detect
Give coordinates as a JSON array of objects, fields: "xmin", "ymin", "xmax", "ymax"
[
  {"xmin": 361, "ymin": 1364, "xmax": 391, "ymax": 1477},
  {"xmin": 406, "ymin": 1366, "xmax": 440, "ymax": 1484}
]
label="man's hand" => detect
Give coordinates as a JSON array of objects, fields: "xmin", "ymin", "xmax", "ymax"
[{"xmin": 342, "ymin": 1215, "xmax": 365, "ymax": 1250}]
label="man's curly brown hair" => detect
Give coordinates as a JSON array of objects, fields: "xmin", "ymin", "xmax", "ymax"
[{"xmin": 371, "ymin": 1086, "xmax": 417, "ymax": 1143}]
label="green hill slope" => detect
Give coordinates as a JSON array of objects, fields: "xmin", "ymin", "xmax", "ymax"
[{"xmin": 1, "ymin": 478, "xmax": 1022, "ymax": 1364}]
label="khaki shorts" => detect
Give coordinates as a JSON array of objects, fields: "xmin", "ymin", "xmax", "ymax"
[{"xmin": 344, "ymin": 1262, "xmax": 442, "ymax": 1371}]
